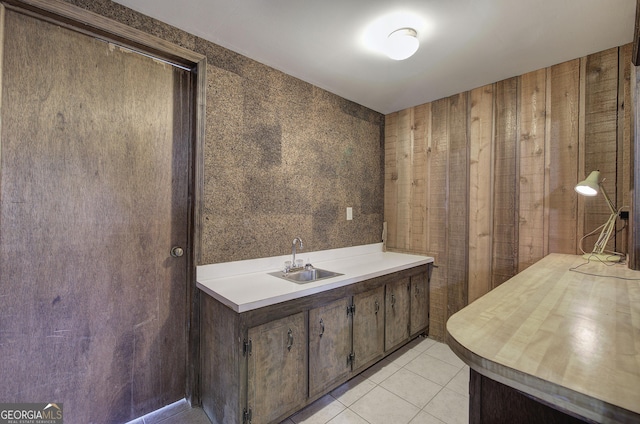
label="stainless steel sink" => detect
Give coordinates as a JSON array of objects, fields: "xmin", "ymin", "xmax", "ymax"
[{"xmin": 268, "ymin": 268, "xmax": 343, "ymax": 284}]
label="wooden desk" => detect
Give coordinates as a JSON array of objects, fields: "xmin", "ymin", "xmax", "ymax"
[{"xmin": 446, "ymin": 254, "xmax": 640, "ymax": 423}]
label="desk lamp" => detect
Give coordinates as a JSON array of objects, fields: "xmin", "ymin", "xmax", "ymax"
[{"xmin": 574, "ymin": 170, "xmax": 622, "ymax": 262}]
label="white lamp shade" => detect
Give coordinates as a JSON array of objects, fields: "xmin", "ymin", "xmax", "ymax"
[
  {"xmin": 386, "ymin": 28, "xmax": 419, "ymax": 60},
  {"xmin": 575, "ymin": 170, "xmax": 600, "ymax": 196}
]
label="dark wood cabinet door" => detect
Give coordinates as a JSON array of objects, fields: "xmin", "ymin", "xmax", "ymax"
[
  {"xmin": 385, "ymin": 278, "xmax": 410, "ymax": 351},
  {"xmin": 410, "ymin": 272, "xmax": 429, "ymax": 335},
  {"xmin": 352, "ymin": 286, "xmax": 384, "ymax": 370},
  {"xmin": 309, "ymin": 297, "xmax": 352, "ymax": 398},
  {"xmin": 247, "ymin": 312, "xmax": 307, "ymax": 424}
]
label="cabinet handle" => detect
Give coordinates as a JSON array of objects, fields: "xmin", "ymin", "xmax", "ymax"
[
  {"xmin": 374, "ymin": 300, "xmax": 379, "ymax": 315},
  {"xmin": 391, "ymin": 293, "xmax": 395, "ymax": 308},
  {"xmin": 287, "ymin": 328, "xmax": 293, "ymax": 351},
  {"xmin": 415, "ymin": 285, "xmax": 419, "ymax": 295},
  {"xmin": 319, "ymin": 318, "xmax": 325, "ymax": 337}
]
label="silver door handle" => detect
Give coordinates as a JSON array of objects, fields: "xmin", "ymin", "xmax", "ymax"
[{"xmin": 171, "ymin": 246, "xmax": 184, "ymax": 257}]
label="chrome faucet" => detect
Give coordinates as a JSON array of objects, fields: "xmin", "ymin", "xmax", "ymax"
[{"xmin": 291, "ymin": 237, "xmax": 303, "ymax": 269}]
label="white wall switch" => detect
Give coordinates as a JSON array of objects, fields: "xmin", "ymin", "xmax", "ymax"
[{"xmin": 346, "ymin": 207, "xmax": 353, "ymax": 220}]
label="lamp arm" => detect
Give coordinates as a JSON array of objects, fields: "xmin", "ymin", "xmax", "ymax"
[
  {"xmin": 598, "ymin": 183, "xmax": 617, "ymax": 215},
  {"xmin": 592, "ymin": 211, "xmax": 617, "ymax": 254}
]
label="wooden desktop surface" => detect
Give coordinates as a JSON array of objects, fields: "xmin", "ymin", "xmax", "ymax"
[{"xmin": 446, "ymin": 253, "xmax": 640, "ymax": 423}]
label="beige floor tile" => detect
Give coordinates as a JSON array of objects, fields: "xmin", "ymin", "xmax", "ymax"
[
  {"xmin": 134, "ymin": 341, "xmax": 471, "ymax": 424},
  {"xmin": 380, "ymin": 368, "xmax": 443, "ymax": 408},
  {"xmin": 360, "ymin": 357, "xmax": 401, "ymax": 384},
  {"xmin": 326, "ymin": 409, "xmax": 371, "ymax": 424},
  {"xmin": 350, "ymin": 386, "xmax": 420, "ymax": 424},
  {"xmin": 152, "ymin": 408, "xmax": 212, "ymax": 424},
  {"xmin": 387, "ymin": 345, "xmax": 422, "ymax": 367},
  {"xmin": 410, "ymin": 337, "xmax": 437, "ymax": 353},
  {"xmin": 404, "ymin": 353, "xmax": 461, "ymax": 386},
  {"xmin": 424, "ymin": 343, "xmax": 466, "ymax": 369},
  {"xmin": 331, "ymin": 374, "xmax": 376, "ymax": 407},
  {"xmin": 290, "ymin": 395, "xmax": 346, "ymax": 424},
  {"xmin": 408, "ymin": 411, "xmax": 446, "ymax": 424},
  {"xmin": 445, "ymin": 367, "xmax": 469, "ymax": 397},
  {"xmin": 422, "ymin": 388, "xmax": 469, "ymax": 424},
  {"xmin": 401, "ymin": 336, "xmax": 428, "ymax": 351},
  {"xmin": 134, "ymin": 399, "xmax": 210, "ymax": 424}
]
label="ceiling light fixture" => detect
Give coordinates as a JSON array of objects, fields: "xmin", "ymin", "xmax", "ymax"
[{"xmin": 386, "ymin": 27, "xmax": 419, "ymax": 60}]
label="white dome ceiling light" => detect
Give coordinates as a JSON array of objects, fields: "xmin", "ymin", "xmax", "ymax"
[{"xmin": 386, "ymin": 27, "xmax": 419, "ymax": 60}]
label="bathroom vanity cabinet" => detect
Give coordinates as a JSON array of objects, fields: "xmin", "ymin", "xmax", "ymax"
[{"xmin": 200, "ymin": 263, "xmax": 431, "ymax": 424}]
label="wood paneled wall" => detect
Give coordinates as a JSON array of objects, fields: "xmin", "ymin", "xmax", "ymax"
[{"xmin": 385, "ymin": 44, "xmax": 634, "ymax": 341}]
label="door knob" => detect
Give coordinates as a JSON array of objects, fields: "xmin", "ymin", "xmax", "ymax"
[{"xmin": 170, "ymin": 246, "xmax": 184, "ymax": 257}]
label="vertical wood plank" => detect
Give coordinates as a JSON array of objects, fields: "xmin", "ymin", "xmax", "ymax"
[
  {"xmin": 427, "ymin": 98, "xmax": 449, "ymax": 340},
  {"xmin": 423, "ymin": 103, "xmax": 433, "ymax": 255},
  {"xmin": 544, "ymin": 68, "xmax": 552, "ymax": 256},
  {"xmin": 583, "ymin": 48, "xmax": 620, "ymax": 254},
  {"xmin": 492, "ymin": 77, "xmax": 519, "ymax": 288},
  {"xmin": 518, "ymin": 69, "xmax": 547, "ymax": 271},
  {"xmin": 620, "ymin": 44, "xmax": 633, "ymax": 255},
  {"xmin": 395, "ymin": 109, "xmax": 413, "ymax": 250},
  {"xmin": 446, "ymin": 93, "xmax": 469, "ymax": 316},
  {"xmin": 577, "ymin": 58, "xmax": 587, "ymax": 254},
  {"xmin": 548, "ymin": 59, "xmax": 580, "ymax": 254},
  {"xmin": 384, "ymin": 113, "xmax": 399, "ymax": 248},
  {"xmin": 468, "ymin": 84, "xmax": 494, "ymax": 302},
  {"xmin": 631, "ymin": 64, "xmax": 640, "ymax": 269},
  {"xmin": 411, "ymin": 104, "xmax": 430, "ymax": 253}
]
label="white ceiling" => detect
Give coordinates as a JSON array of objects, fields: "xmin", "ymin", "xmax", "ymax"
[{"xmin": 113, "ymin": 0, "xmax": 636, "ymax": 114}]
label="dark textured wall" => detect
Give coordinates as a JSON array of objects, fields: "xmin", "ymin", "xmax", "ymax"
[{"xmin": 67, "ymin": 0, "xmax": 385, "ymax": 264}]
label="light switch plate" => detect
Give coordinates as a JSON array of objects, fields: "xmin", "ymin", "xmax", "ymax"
[{"xmin": 346, "ymin": 207, "xmax": 353, "ymax": 220}]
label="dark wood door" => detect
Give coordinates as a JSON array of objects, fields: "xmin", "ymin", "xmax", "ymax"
[
  {"xmin": 247, "ymin": 312, "xmax": 307, "ymax": 424},
  {"xmin": 385, "ymin": 278, "xmax": 410, "ymax": 351},
  {"xmin": 309, "ymin": 297, "xmax": 352, "ymax": 397},
  {"xmin": 410, "ymin": 272, "xmax": 429, "ymax": 335},
  {"xmin": 0, "ymin": 9, "xmax": 192, "ymax": 423},
  {"xmin": 352, "ymin": 285, "xmax": 384, "ymax": 370}
]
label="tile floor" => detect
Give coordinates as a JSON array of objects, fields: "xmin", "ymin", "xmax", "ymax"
[
  {"xmin": 126, "ymin": 399, "xmax": 211, "ymax": 424},
  {"xmin": 134, "ymin": 337, "xmax": 469, "ymax": 424},
  {"xmin": 282, "ymin": 337, "xmax": 469, "ymax": 424}
]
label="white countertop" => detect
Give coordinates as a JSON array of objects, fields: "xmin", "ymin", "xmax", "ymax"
[{"xmin": 197, "ymin": 243, "xmax": 433, "ymax": 312}]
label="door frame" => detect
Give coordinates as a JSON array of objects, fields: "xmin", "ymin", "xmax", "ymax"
[{"xmin": 0, "ymin": 0, "xmax": 206, "ymax": 404}]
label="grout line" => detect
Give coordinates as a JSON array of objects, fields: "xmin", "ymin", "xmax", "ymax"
[
  {"xmin": 293, "ymin": 340, "xmax": 469, "ymax": 424},
  {"xmin": 354, "ymin": 341, "xmax": 467, "ymax": 424}
]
